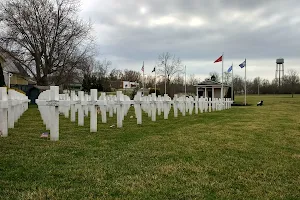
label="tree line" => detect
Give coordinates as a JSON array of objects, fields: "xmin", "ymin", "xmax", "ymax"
[
  {"xmin": 81, "ymin": 58, "xmax": 300, "ymax": 98},
  {"xmin": 232, "ymin": 69, "xmax": 300, "ymax": 97}
]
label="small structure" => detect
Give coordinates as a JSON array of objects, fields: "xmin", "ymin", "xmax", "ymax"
[
  {"xmin": 27, "ymin": 86, "xmax": 50, "ymax": 104},
  {"xmin": 275, "ymin": 58, "xmax": 284, "ymax": 87},
  {"xmin": 122, "ymin": 81, "xmax": 139, "ymax": 89},
  {"xmin": 0, "ymin": 54, "xmax": 31, "ymax": 89},
  {"xmin": 194, "ymin": 77, "xmax": 231, "ymax": 99}
]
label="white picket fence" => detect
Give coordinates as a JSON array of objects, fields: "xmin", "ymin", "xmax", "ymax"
[
  {"xmin": 36, "ymin": 86, "xmax": 233, "ymax": 141},
  {"xmin": 0, "ymin": 87, "xmax": 30, "ymax": 137}
]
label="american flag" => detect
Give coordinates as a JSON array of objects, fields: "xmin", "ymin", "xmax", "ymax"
[
  {"xmin": 141, "ymin": 62, "xmax": 144, "ymax": 72},
  {"xmin": 40, "ymin": 132, "xmax": 49, "ymax": 138}
]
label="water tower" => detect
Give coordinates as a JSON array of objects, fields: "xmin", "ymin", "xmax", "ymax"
[{"xmin": 275, "ymin": 58, "xmax": 284, "ymax": 86}]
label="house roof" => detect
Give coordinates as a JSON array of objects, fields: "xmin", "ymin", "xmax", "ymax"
[
  {"xmin": 0, "ymin": 54, "xmax": 30, "ymax": 77},
  {"xmin": 194, "ymin": 79, "xmax": 230, "ymax": 87}
]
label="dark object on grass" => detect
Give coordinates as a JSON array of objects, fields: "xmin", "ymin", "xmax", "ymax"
[
  {"xmin": 231, "ymin": 103, "xmax": 252, "ymax": 106},
  {"xmin": 257, "ymin": 100, "xmax": 263, "ymax": 106}
]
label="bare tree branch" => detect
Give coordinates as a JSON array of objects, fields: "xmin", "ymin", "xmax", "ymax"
[
  {"xmin": 156, "ymin": 52, "xmax": 183, "ymax": 83},
  {"xmin": 0, "ymin": 0, "xmax": 93, "ymax": 85}
]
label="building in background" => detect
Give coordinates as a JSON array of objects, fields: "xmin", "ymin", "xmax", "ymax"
[
  {"xmin": 0, "ymin": 54, "xmax": 32, "ymax": 90},
  {"xmin": 194, "ymin": 77, "xmax": 231, "ymax": 99},
  {"xmin": 122, "ymin": 81, "xmax": 139, "ymax": 89},
  {"xmin": 0, "ymin": 53, "xmax": 43, "ymax": 103}
]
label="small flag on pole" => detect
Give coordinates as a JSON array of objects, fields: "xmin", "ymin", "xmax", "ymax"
[
  {"xmin": 152, "ymin": 67, "xmax": 156, "ymax": 72},
  {"xmin": 227, "ymin": 65, "xmax": 232, "ymax": 73},
  {"xmin": 141, "ymin": 63, "xmax": 144, "ymax": 72},
  {"xmin": 214, "ymin": 55, "xmax": 223, "ymax": 63},
  {"xmin": 239, "ymin": 59, "xmax": 246, "ymax": 68},
  {"xmin": 40, "ymin": 132, "xmax": 49, "ymax": 138}
]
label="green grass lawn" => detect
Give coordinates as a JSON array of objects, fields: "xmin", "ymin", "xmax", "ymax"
[{"xmin": 1, "ymin": 95, "xmax": 300, "ymax": 199}]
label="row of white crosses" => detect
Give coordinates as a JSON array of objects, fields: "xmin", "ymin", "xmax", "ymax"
[
  {"xmin": 36, "ymin": 86, "xmax": 232, "ymax": 141},
  {"xmin": 139, "ymin": 94, "xmax": 232, "ymax": 119},
  {"xmin": 0, "ymin": 87, "xmax": 30, "ymax": 137}
]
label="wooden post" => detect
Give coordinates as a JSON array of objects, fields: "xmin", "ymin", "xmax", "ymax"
[
  {"xmin": 45, "ymin": 91, "xmax": 51, "ymax": 130},
  {"xmin": 135, "ymin": 92, "xmax": 142, "ymax": 125},
  {"xmin": 78, "ymin": 91, "xmax": 84, "ymax": 126},
  {"xmin": 182, "ymin": 96, "xmax": 186, "ymax": 117},
  {"xmin": 199, "ymin": 96, "xmax": 203, "ymax": 113},
  {"xmin": 7, "ymin": 90, "xmax": 15, "ymax": 128},
  {"xmin": 116, "ymin": 91, "xmax": 123, "ymax": 128},
  {"xmin": 173, "ymin": 94, "xmax": 178, "ymax": 118},
  {"xmin": 151, "ymin": 93, "xmax": 156, "ymax": 121},
  {"xmin": 163, "ymin": 94, "xmax": 169, "ymax": 120},
  {"xmin": 209, "ymin": 98, "xmax": 212, "ymax": 112},
  {"xmin": 146, "ymin": 96, "xmax": 151, "ymax": 118},
  {"xmin": 157, "ymin": 95, "xmax": 162, "ymax": 116},
  {"xmin": 195, "ymin": 96, "xmax": 199, "ymax": 114},
  {"xmin": 188, "ymin": 96, "xmax": 193, "ymax": 115},
  {"xmin": 50, "ymin": 86, "xmax": 59, "ymax": 141},
  {"xmin": 108, "ymin": 96, "xmax": 114, "ymax": 117},
  {"xmin": 100, "ymin": 93, "xmax": 107, "ymax": 123},
  {"xmin": 84, "ymin": 94, "xmax": 89, "ymax": 117},
  {"xmin": 204, "ymin": 98, "xmax": 208, "ymax": 112},
  {"xmin": 90, "ymin": 89, "xmax": 97, "ymax": 132},
  {"xmin": 120, "ymin": 93, "xmax": 125, "ymax": 121},
  {"xmin": 70, "ymin": 91, "xmax": 76, "ymax": 122},
  {"xmin": 65, "ymin": 94, "xmax": 70, "ymax": 118}
]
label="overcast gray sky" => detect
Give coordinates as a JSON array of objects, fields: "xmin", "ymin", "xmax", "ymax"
[{"xmin": 79, "ymin": 0, "xmax": 300, "ymax": 81}]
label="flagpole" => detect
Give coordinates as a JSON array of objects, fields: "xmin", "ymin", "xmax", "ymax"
[
  {"xmin": 143, "ymin": 61, "xmax": 145, "ymax": 96},
  {"xmin": 221, "ymin": 53, "xmax": 224, "ymax": 106},
  {"xmin": 258, "ymin": 77, "xmax": 260, "ymax": 96},
  {"xmin": 155, "ymin": 67, "xmax": 157, "ymax": 95},
  {"xmin": 184, "ymin": 65, "xmax": 187, "ymax": 97},
  {"xmin": 244, "ymin": 59, "xmax": 247, "ymax": 105},
  {"xmin": 231, "ymin": 62, "xmax": 233, "ymax": 101},
  {"xmin": 164, "ymin": 61, "xmax": 166, "ymax": 94}
]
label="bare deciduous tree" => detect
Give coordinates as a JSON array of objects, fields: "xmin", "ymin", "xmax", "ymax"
[
  {"xmin": 188, "ymin": 74, "xmax": 198, "ymax": 85},
  {"xmin": 232, "ymin": 75, "xmax": 244, "ymax": 94},
  {"xmin": 282, "ymin": 69, "xmax": 300, "ymax": 98},
  {"xmin": 223, "ymin": 72, "xmax": 231, "ymax": 85},
  {"xmin": 145, "ymin": 75, "xmax": 155, "ymax": 88},
  {"xmin": 93, "ymin": 59, "xmax": 112, "ymax": 78},
  {"xmin": 122, "ymin": 70, "xmax": 141, "ymax": 82},
  {"xmin": 109, "ymin": 69, "xmax": 123, "ymax": 81},
  {"xmin": 0, "ymin": 0, "xmax": 93, "ymax": 85},
  {"xmin": 172, "ymin": 73, "xmax": 184, "ymax": 85},
  {"xmin": 156, "ymin": 52, "xmax": 183, "ymax": 83},
  {"xmin": 253, "ymin": 77, "xmax": 261, "ymax": 95}
]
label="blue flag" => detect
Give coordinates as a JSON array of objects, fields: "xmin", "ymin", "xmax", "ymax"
[
  {"xmin": 239, "ymin": 59, "xmax": 246, "ymax": 68},
  {"xmin": 227, "ymin": 65, "xmax": 232, "ymax": 73}
]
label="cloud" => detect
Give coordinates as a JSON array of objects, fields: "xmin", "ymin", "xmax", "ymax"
[{"xmin": 79, "ymin": 0, "xmax": 300, "ymax": 81}]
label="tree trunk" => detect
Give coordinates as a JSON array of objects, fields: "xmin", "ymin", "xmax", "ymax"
[{"xmin": 36, "ymin": 76, "xmax": 48, "ymax": 86}]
